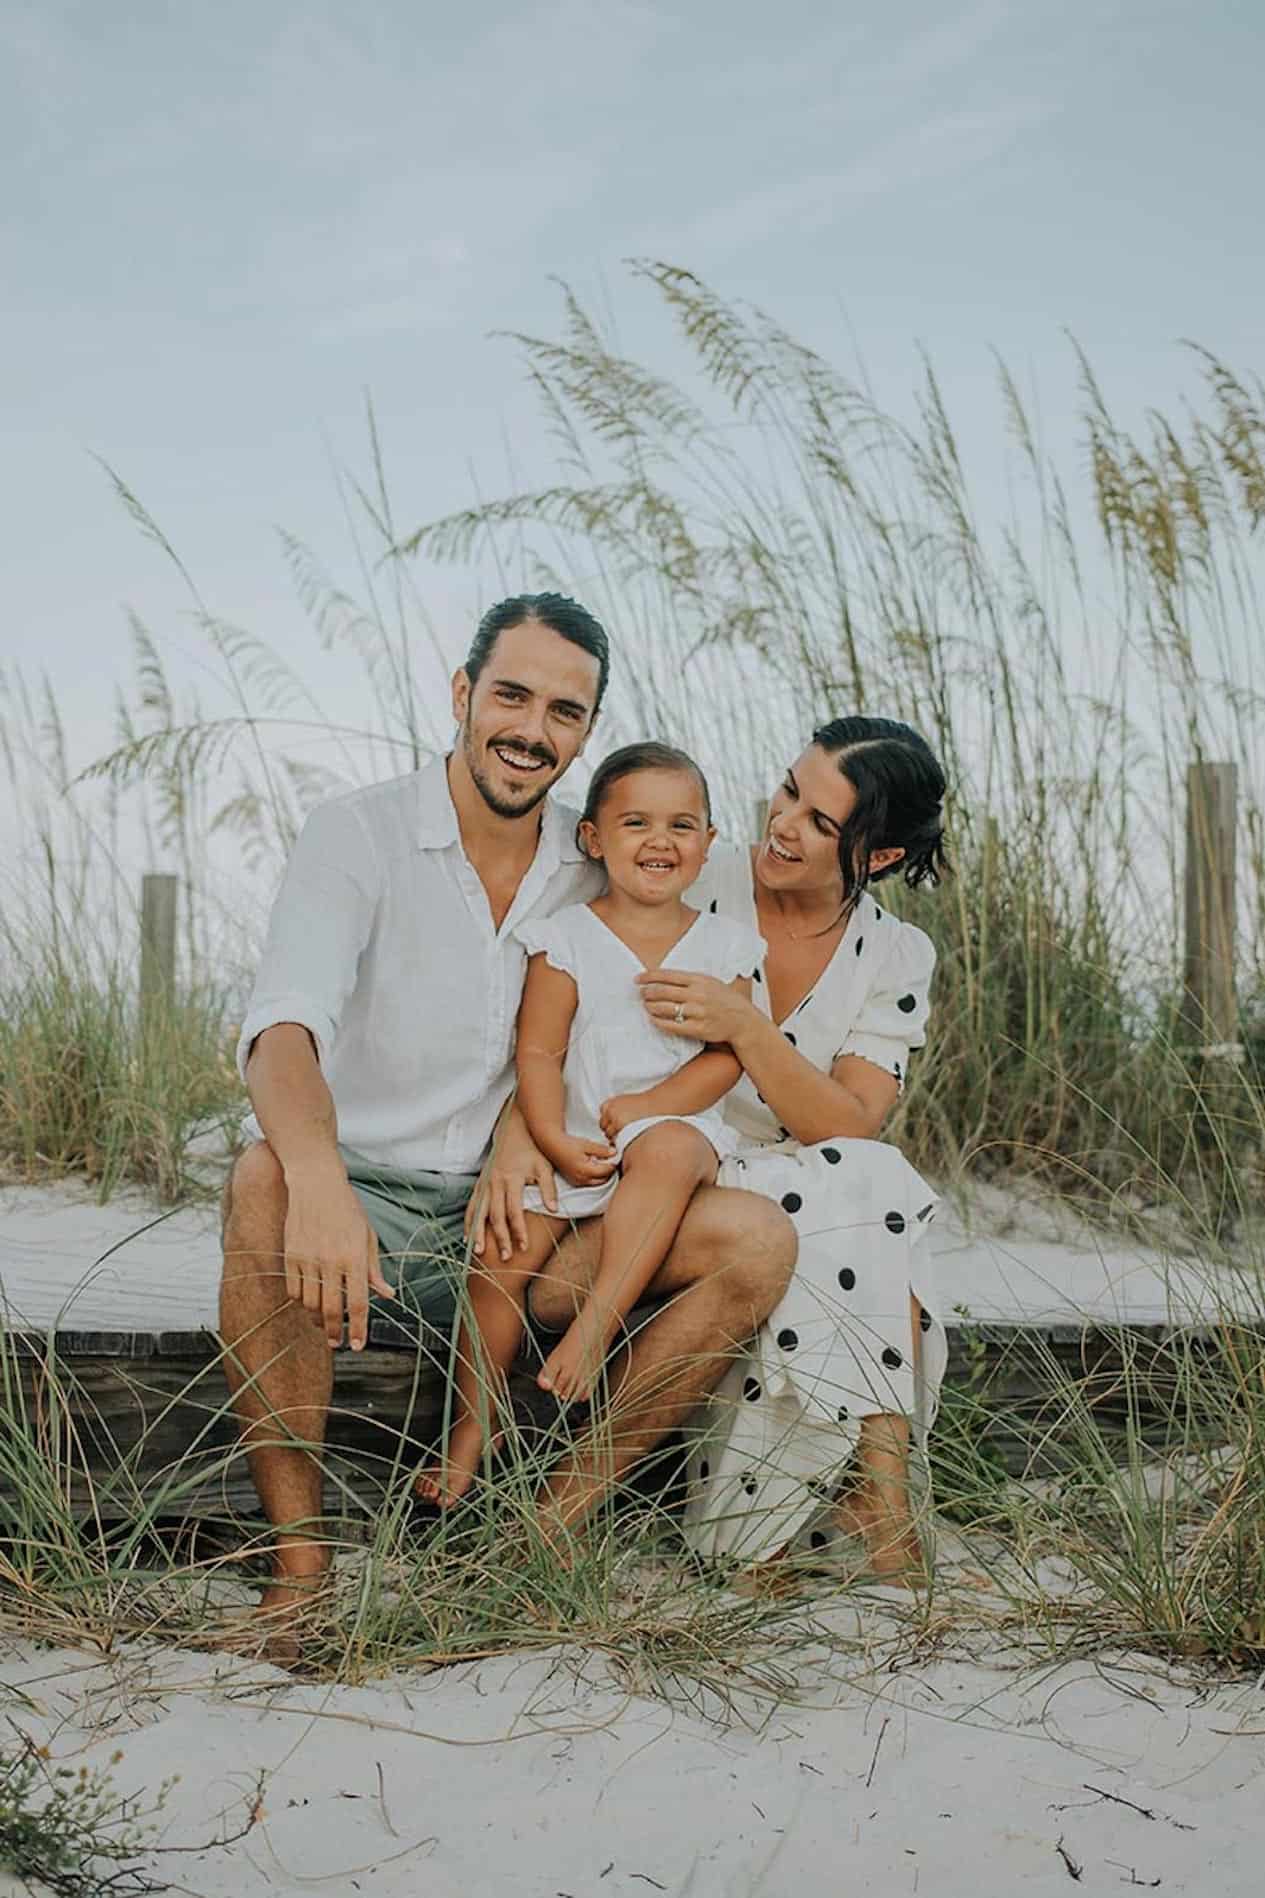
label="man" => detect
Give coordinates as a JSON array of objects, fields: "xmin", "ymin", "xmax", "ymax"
[{"xmin": 220, "ymin": 592, "xmax": 796, "ymax": 1645}]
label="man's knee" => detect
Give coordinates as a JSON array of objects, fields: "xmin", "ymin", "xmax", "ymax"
[
  {"xmin": 225, "ymin": 1141, "xmax": 286, "ymax": 1226},
  {"xmin": 222, "ymin": 1145, "xmax": 289, "ymax": 1293},
  {"xmin": 689, "ymin": 1188, "xmax": 796, "ymax": 1313}
]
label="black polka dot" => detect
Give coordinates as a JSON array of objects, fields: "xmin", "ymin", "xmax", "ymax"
[
  {"xmin": 778, "ymin": 1126, "xmax": 792, "ymax": 1140},
  {"xmin": 742, "ymin": 1474, "xmax": 759, "ymax": 1496},
  {"xmin": 753, "ymin": 968, "xmax": 762, "ymax": 984},
  {"xmin": 776, "ymin": 1328, "xmax": 799, "ymax": 1352},
  {"xmin": 820, "ymin": 1146, "xmax": 841, "ymax": 1164},
  {"xmin": 781, "ymin": 1192, "xmax": 802, "ymax": 1214},
  {"xmin": 784, "ymin": 1030, "xmax": 797, "ymax": 1045},
  {"xmin": 893, "ymin": 1062, "xmax": 903, "ymax": 1082},
  {"xmin": 920, "ymin": 1309, "xmax": 933, "ymax": 1332},
  {"xmin": 699, "ymin": 1460, "xmax": 709, "ymax": 1480},
  {"xmin": 836, "ymin": 1404, "xmax": 849, "ymax": 1422},
  {"xmin": 810, "ymin": 1531, "xmax": 829, "ymax": 1550},
  {"xmin": 882, "ymin": 1346, "xmax": 903, "ymax": 1369},
  {"xmin": 917, "ymin": 1202, "xmax": 935, "ymax": 1222},
  {"xmin": 885, "ymin": 1210, "xmax": 906, "ymax": 1234},
  {"xmin": 708, "ymin": 899, "xmax": 718, "ymax": 913},
  {"xmin": 873, "ymin": 900, "xmax": 883, "ymax": 920},
  {"xmin": 897, "ymin": 993, "xmax": 917, "ymax": 1014},
  {"xmin": 837, "ymin": 1268, "xmax": 856, "ymax": 1291},
  {"xmin": 855, "ymin": 937, "xmax": 864, "ymax": 956},
  {"xmin": 743, "ymin": 1376, "xmax": 762, "ymax": 1402}
]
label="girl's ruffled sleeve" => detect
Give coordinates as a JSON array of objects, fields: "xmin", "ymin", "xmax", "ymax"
[
  {"xmin": 513, "ymin": 911, "xmax": 581, "ymax": 981},
  {"xmin": 833, "ymin": 919, "xmax": 935, "ymax": 1092}
]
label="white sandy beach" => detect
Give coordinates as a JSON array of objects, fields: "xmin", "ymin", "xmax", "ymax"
[{"xmin": 3, "ymin": 1627, "xmax": 1263, "ymax": 1897}]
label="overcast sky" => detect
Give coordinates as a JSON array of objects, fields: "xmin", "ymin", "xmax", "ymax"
[{"xmin": 4, "ymin": 0, "xmax": 1263, "ymax": 796}]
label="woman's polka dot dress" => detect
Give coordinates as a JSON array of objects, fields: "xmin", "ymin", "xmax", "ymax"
[{"xmin": 680, "ymin": 844, "xmax": 948, "ymax": 1562}]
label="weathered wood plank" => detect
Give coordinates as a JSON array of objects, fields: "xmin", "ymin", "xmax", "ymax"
[{"xmin": 5, "ymin": 1320, "xmax": 1245, "ymax": 1521}]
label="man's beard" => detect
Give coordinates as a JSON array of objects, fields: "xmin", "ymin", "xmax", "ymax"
[{"xmin": 463, "ymin": 721, "xmax": 557, "ymax": 819}]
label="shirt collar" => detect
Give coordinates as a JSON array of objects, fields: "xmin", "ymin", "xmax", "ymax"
[{"xmin": 416, "ymin": 753, "xmax": 584, "ymax": 863}]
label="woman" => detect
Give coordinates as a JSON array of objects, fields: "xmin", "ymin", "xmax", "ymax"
[{"xmin": 638, "ymin": 715, "xmax": 949, "ymax": 1575}]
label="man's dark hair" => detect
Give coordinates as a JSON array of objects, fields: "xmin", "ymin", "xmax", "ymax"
[{"xmin": 464, "ymin": 593, "xmax": 610, "ymax": 715}]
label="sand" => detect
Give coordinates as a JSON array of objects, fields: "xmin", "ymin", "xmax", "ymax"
[
  {"xmin": 4, "ymin": 1179, "xmax": 1264, "ymax": 1894},
  {"xmin": 2, "ymin": 1629, "xmax": 1263, "ymax": 1897}
]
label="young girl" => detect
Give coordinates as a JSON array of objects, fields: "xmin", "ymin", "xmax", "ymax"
[{"xmin": 416, "ymin": 742, "xmax": 764, "ymax": 1509}]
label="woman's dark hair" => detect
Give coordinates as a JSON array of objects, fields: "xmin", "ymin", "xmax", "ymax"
[
  {"xmin": 810, "ymin": 715, "xmax": 950, "ymax": 909},
  {"xmin": 578, "ymin": 742, "xmax": 712, "ymax": 855},
  {"xmin": 464, "ymin": 592, "xmax": 610, "ymax": 714}
]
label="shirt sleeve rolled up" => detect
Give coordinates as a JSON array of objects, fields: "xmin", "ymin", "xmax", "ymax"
[{"xmin": 235, "ymin": 797, "xmax": 380, "ymax": 1083}]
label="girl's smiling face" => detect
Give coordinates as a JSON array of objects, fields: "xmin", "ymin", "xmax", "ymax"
[{"xmin": 580, "ymin": 767, "xmax": 714, "ymax": 906}]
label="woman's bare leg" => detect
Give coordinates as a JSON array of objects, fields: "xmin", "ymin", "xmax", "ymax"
[
  {"xmin": 831, "ymin": 1291, "xmax": 927, "ymax": 1578},
  {"xmin": 415, "ymin": 1213, "xmax": 564, "ymax": 1507},
  {"xmin": 539, "ymin": 1124, "xmax": 717, "ymax": 1404}
]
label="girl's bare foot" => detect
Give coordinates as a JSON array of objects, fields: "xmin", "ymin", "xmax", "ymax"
[
  {"xmin": 537, "ymin": 1305, "xmax": 613, "ymax": 1403},
  {"xmin": 414, "ymin": 1417, "xmax": 490, "ymax": 1509}
]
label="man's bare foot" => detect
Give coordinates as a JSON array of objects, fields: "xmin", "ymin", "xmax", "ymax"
[
  {"xmin": 537, "ymin": 1305, "xmax": 613, "ymax": 1403},
  {"xmin": 221, "ymin": 1569, "xmax": 327, "ymax": 1668},
  {"xmin": 414, "ymin": 1417, "xmax": 491, "ymax": 1509}
]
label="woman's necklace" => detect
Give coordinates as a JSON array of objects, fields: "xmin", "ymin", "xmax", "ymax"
[{"xmin": 763, "ymin": 888, "xmax": 848, "ymax": 944}]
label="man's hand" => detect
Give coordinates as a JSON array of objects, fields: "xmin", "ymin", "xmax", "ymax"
[
  {"xmin": 465, "ymin": 1111, "xmax": 566, "ymax": 1262},
  {"xmin": 598, "ymin": 1092, "xmax": 653, "ymax": 1141},
  {"xmin": 282, "ymin": 1167, "xmax": 393, "ymax": 1351}
]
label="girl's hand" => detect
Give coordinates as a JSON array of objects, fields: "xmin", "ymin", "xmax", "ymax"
[
  {"xmin": 637, "ymin": 968, "xmax": 756, "ymax": 1045},
  {"xmin": 548, "ymin": 1133, "xmax": 619, "ymax": 1191},
  {"xmin": 598, "ymin": 1092, "xmax": 653, "ymax": 1140}
]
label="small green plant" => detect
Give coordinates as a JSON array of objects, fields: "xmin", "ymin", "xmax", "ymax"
[{"xmin": 0, "ymin": 1729, "xmax": 173, "ymax": 1897}]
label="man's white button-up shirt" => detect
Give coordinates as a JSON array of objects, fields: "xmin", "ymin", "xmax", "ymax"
[{"xmin": 235, "ymin": 756, "xmax": 602, "ymax": 1175}]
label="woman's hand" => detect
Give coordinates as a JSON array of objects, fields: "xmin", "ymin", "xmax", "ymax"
[
  {"xmin": 636, "ymin": 968, "xmax": 757, "ymax": 1047},
  {"xmin": 466, "ymin": 1106, "xmax": 564, "ymax": 1263}
]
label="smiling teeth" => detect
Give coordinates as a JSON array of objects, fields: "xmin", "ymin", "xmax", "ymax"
[
  {"xmin": 768, "ymin": 839, "xmax": 798, "ymax": 862},
  {"xmin": 494, "ymin": 746, "xmax": 545, "ymax": 770}
]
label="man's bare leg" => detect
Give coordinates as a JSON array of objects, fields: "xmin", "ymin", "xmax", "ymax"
[
  {"xmin": 219, "ymin": 1142, "xmax": 334, "ymax": 1633},
  {"xmin": 527, "ymin": 1185, "xmax": 796, "ymax": 1541}
]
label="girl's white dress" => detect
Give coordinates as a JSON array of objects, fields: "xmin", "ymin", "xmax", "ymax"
[
  {"xmin": 514, "ymin": 903, "xmax": 766, "ymax": 1220},
  {"xmin": 679, "ymin": 843, "xmax": 948, "ymax": 1561}
]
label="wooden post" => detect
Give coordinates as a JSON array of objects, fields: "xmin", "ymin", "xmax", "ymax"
[
  {"xmin": 140, "ymin": 874, "xmax": 178, "ymax": 1017},
  {"xmin": 754, "ymin": 798, "xmax": 769, "ymax": 841},
  {"xmin": 1182, "ymin": 762, "xmax": 1238, "ymax": 1052}
]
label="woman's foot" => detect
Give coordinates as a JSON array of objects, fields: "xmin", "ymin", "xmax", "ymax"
[
  {"xmin": 414, "ymin": 1417, "xmax": 491, "ymax": 1509},
  {"xmin": 537, "ymin": 1305, "xmax": 614, "ymax": 1403},
  {"xmin": 831, "ymin": 1489, "xmax": 926, "ymax": 1585}
]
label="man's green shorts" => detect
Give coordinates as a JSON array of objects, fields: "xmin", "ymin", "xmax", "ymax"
[{"xmin": 341, "ymin": 1147, "xmax": 478, "ymax": 1349}]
